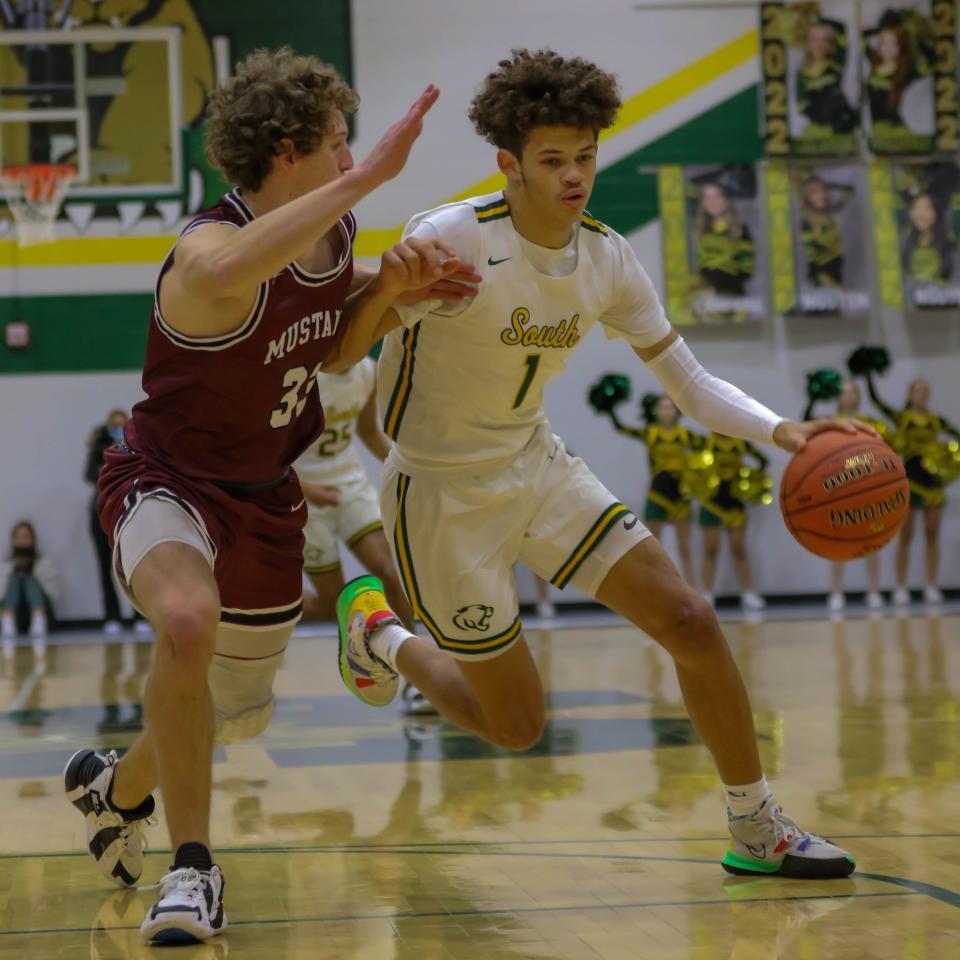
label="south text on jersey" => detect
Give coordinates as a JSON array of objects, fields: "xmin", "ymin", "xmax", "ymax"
[{"xmin": 500, "ymin": 307, "xmax": 582, "ymax": 349}]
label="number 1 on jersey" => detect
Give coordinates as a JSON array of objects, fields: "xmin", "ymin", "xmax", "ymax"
[{"xmin": 513, "ymin": 354, "xmax": 541, "ymax": 409}]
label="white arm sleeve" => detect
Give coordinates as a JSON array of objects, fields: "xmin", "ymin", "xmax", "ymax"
[
  {"xmin": 645, "ymin": 337, "xmax": 784, "ymax": 446},
  {"xmin": 391, "ymin": 205, "xmax": 479, "ymax": 329}
]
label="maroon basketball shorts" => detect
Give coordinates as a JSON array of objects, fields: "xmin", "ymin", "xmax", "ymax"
[{"xmin": 98, "ymin": 443, "xmax": 307, "ymax": 629}]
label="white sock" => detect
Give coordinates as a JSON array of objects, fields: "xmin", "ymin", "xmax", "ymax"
[
  {"xmin": 366, "ymin": 622, "xmax": 413, "ymax": 671},
  {"xmin": 29, "ymin": 610, "xmax": 47, "ymax": 638},
  {"xmin": 723, "ymin": 776, "xmax": 771, "ymax": 818}
]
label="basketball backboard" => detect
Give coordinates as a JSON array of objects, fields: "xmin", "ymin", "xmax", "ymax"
[{"xmin": 0, "ymin": 17, "xmax": 184, "ymax": 201}]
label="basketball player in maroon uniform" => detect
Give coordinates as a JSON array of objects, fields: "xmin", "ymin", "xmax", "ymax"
[{"xmin": 61, "ymin": 49, "xmax": 477, "ymax": 945}]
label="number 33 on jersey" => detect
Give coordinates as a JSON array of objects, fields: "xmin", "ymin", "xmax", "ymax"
[{"xmin": 135, "ymin": 192, "xmax": 357, "ymax": 483}]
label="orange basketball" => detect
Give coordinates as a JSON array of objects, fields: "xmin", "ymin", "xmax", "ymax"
[{"xmin": 780, "ymin": 431, "xmax": 909, "ymax": 561}]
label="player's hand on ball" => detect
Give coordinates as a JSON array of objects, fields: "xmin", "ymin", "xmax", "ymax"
[
  {"xmin": 773, "ymin": 417, "xmax": 880, "ymax": 454},
  {"xmin": 379, "ymin": 236, "xmax": 475, "ymax": 299}
]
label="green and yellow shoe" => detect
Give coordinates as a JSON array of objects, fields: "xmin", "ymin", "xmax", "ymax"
[{"xmin": 336, "ymin": 576, "xmax": 400, "ymax": 708}]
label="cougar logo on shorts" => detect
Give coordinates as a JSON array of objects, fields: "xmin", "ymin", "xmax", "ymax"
[{"xmin": 453, "ymin": 604, "xmax": 494, "ymax": 632}]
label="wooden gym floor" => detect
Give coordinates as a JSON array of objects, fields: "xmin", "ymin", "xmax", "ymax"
[{"xmin": 1, "ymin": 607, "xmax": 959, "ymax": 958}]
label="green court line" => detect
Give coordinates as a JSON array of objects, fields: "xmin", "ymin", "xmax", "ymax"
[
  {"xmin": 856, "ymin": 872, "xmax": 960, "ymax": 910},
  {"xmin": 6, "ymin": 830, "xmax": 960, "ymax": 860},
  {"xmin": 0, "ymin": 891, "xmax": 915, "ymax": 939},
  {"xmin": 244, "ymin": 847, "xmax": 719, "ymax": 865}
]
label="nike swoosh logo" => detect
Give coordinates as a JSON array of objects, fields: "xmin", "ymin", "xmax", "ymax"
[
  {"xmin": 623, "ymin": 515, "xmax": 639, "ymax": 530},
  {"xmin": 487, "ymin": 256, "xmax": 511, "ymax": 266}
]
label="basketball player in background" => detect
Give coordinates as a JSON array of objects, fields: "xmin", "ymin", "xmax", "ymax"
[
  {"xmin": 338, "ymin": 49, "xmax": 876, "ymax": 882},
  {"xmin": 297, "ymin": 361, "xmax": 435, "ymax": 714},
  {"xmin": 61, "ymin": 48, "xmax": 477, "ymax": 945}
]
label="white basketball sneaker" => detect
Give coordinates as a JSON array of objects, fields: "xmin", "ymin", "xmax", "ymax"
[
  {"xmin": 722, "ymin": 796, "xmax": 855, "ymax": 879},
  {"xmin": 336, "ymin": 576, "xmax": 400, "ymax": 707},
  {"xmin": 64, "ymin": 748, "xmax": 154, "ymax": 887},
  {"xmin": 924, "ymin": 586, "xmax": 944, "ymax": 605},
  {"xmin": 742, "ymin": 591, "xmax": 766, "ymax": 611},
  {"xmin": 893, "ymin": 587, "xmax": 910, "ymax": 606},
  {"xmin": 866, "ymin": 591, "xmax": 884, "ymax": 611},
  {"xmin": 140, "ymin": 865, "xmax": 227, "ymax": 944}
]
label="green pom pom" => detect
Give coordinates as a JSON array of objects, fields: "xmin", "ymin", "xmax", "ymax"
[
  {"xmin": 588, "ymin": 374, "xmax": 631, "ymax": 413},
  {"xmin": 847, "ymin": 345, "xmax": 890, "ymax": 376},
  {"xmin": 641, "ymin": 392, "xmax": 661, "ymax": 423},
  {"xmin": 806, "ymin": 368, "xmax": 843, "ymax": 402}
]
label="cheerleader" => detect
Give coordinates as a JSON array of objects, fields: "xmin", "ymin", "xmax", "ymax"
[
  {"xmin": 698, "ymin": 433, "xmax": 768, "ymax": 610},
  {"xmin": 607, "ymin": 395, "xmax": 698, "ymax": 587},
  {"xmin": 866, "ymin": 373, "xmax": 960, "ymax": 604}
]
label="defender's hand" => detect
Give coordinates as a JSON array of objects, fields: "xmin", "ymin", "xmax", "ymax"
[
  {"xmin": 377, "ymin": 236, "xmax": 470, "ymax": 299},
  {"xmin": 395, "ymin": 263, "xmax": 482, "ymax": 304},
  {"xmin": 356, "ymin": 85, "xmax": 439, "ymax": 188},
  {"xmin": 773, "ymin": 417, "xmax": 880, "ymax": 454}
]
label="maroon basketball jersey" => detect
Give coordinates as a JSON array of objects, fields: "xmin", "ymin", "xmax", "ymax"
[{"xmin": 127, "ymin": 189, "xmax": 355, "ymax": 484}]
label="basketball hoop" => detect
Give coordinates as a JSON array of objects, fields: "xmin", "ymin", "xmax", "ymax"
[{"xmin": 0, "ymin": 164, "xmax": 77, "ymax": 246}]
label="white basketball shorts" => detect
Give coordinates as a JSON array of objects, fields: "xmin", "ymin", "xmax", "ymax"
[{"xmin": 381, "ymin": 433, "xmax": 649, "ymax": 660}]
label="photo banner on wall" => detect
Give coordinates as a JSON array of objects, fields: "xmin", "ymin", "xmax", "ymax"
[
  {"xmin": 897, "ymin": 161, "xmax": 960, "ymax": 308},
  {"xmin": 658, "ymin": 165, "xmax": 767, "ymax": 325},
  {"xmin": 760, "ymin": 1, "xmax": 860, "ymax": 156},
  {"xmin": 872, "ymin": 159, "xmax": 960, "ymax": 309},
  {"xmin": 766, "ymin": 161, "xmax": 871, "ymax": 316},
  {"xmin": 861, "ymin": 0, "xmax": 958, "ymax": 155}
]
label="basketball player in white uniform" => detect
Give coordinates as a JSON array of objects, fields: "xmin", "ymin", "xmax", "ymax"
[
  {"xmin": 337, "ymin": 50, "xmax": 874, "ymax": 879},
  {"xmin": 296, "ymin": 359, "xmax": 432, "ymax": 713}
]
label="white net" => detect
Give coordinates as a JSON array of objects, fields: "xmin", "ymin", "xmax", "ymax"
[{"xmin": 0, "ymin": 164, "xmax": 77, "ymax": 246}]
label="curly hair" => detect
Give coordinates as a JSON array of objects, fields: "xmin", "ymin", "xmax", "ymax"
[
  {"xmin": 468, "ymin": 49, "xmax": 621, "ymax": 157},
  {"xmin": 205, "ymin": 47, "xmax": 359, "ymax": 192}
]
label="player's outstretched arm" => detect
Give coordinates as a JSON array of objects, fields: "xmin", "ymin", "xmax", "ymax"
[
  {"xmin": 352, "ymin": 260, "xmax": 480, "ymax": 304},
  {"xmin": 162, "ymin": 86, "xmax": 441, "ymax": 339},
  {"xmin": 635, "ymin": 329, "xmax": 878, "ymax": 454}
]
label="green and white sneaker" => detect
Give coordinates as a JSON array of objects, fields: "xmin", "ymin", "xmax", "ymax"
[
  {"xmin": 336, "ymin": 576, "xmax": 400, "ymax": 708},
  {"xmin": 722, "ymin": 797, "xmax": 855, "ymax": 879}
]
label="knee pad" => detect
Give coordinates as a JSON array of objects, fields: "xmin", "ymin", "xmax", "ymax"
[{"xmin": 208, "ymin": 622, "xmax": 293, "ymax": 745}]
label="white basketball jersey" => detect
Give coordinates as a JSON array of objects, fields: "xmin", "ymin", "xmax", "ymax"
[
  {"xmin": 379, "ymin": 191, "xmax": 671, "ymax": 476},
  {"xmin": 296, "ymin": 357, "xmax": 376, "ymax": 483}
]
